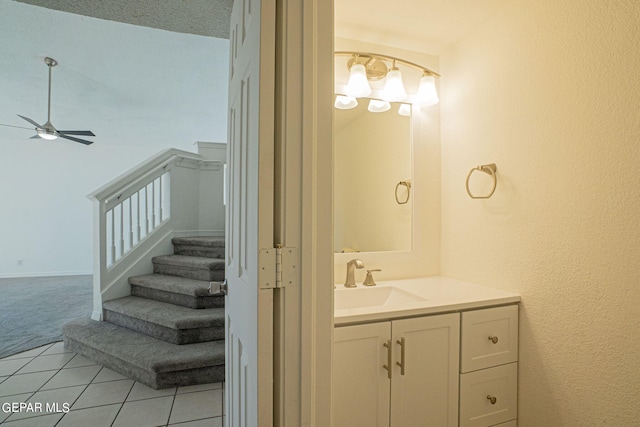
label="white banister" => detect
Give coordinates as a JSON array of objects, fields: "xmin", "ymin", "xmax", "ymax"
[{"xmin": 88, "ymin": 146, "xmax": 226, "ymax": 320}]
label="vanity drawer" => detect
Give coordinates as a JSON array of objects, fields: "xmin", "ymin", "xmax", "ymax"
[
  {"xmin": 460, "ymin": 305, "xmax": 518, "ymax": 373},
  {"xmin": 491, "ymin": 421, "xmax": 516, "ymax": 427},
  {"xmin": 459, "ymin": 363, "xmax": 517, "ymax": 427}
]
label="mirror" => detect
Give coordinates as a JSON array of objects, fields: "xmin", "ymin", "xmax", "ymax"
[{"xmin": 334, "ymin": 98, "xmax": 412, "ymax": 253}]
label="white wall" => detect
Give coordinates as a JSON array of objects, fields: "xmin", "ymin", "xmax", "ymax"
[
  {"xmin": 440, "ymin": 1, "xmax": 640, "ymax": 424},
  {"xmin": 0, "ymin": 1, "xmax": 229, "ymax": 277}
]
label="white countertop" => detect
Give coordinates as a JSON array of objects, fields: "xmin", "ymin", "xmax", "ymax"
[{"xmin": 334, "ymin": 276, "xmax": 521, "ymax": 325}]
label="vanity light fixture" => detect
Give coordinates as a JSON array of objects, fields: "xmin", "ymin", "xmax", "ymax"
[
  {"xmin": 367, "ymin": 99, "xmax": 391, "ymax": 113},
  {"xmin": 334, "ymin": 95, "xmax": 358, "ymax": 110},
  {"xmin": 382, "ymin": 61, "xmax": 407, "ymax": 102},
  {"xmin": 417, "ymin": 74, "xmax": 439, "ymax": 106},
  {"xmin": 398, "ymin": 103, "xmax": 411, "ymax": 116},
  {"xmin": 345, "ymin": 62, "xmax": 372, "ymax": 98},
  {"xmin": 337, "ymin": 51, "xmax": 440, "ymax": 106}
]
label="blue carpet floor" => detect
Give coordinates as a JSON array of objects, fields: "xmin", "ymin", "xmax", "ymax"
[{"xmin": 0, "ymin": 275, "xmax": 92, "ymax": 359}]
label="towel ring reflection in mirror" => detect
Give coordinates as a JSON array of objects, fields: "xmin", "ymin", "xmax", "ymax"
[
  {"xmin": 466, "ymin": 163, "xmax": 497, "ymax": 199},
  {"xmin": 395, "ymin": 180, "xmax": 411, "ymax": 204}
]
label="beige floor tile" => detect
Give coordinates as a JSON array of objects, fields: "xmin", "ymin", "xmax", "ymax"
[
  {"xmin": 56, "ymin": 404, "xmax": 122, "ymax": 427},
  {"xmin": 0, "ymin": 359, "xmax": 32, "ymax": 377},
  {"xmin": 4, "ymin": 385, "xmax": 85, "ymax": 421},
  {"xmin": 15, "ymin": 353, "xmax": 75, "ymax": 374},
  {"xmin": 91, "ymin": 367, "xmax": 128, "ymax": 384},
  {"xmin": 177, "ymin": 382, "xmax": 222, "ymax": 394},
  {"xmin": 0, "ymin": 392, "xmax": 33, "ymax": 423},
  {"xmin": 168, "ymin": 417, "xmax": 223, "ymax": 427},
  {"xmin": 1, "ymin": 345, "xmax": 52, "ymax": 361},
  {"xmin": 40, "ymin": 342, "xmax": 72, "ymax": 356},
  {"xmin": 112, "ymin": 395, "xmax": 173, "ymax": 427},
  {"xmin": 0, "ymin": 371, "xmax": 57, "ymax": 397},
  {"xmin": 72, "ymin": 379, "xmax": 134, "ymax": 409},
  {"xmin": 169, "ymin": 389, "xmax": 223, "ymax": 425},
  {"xmin": 126, "ymin": 381, "xmax": 176, "ymax": 402},
  {"xmin": 40, "ymin": 365, "xmax": 101, "ymax": 390},
  {"xmin": 0, "ymin": 412, "xmax": 63, "ymax": 426},
  {"xmin": 63, "ymin": 354, "xmax": 98, "ymax": 369}
]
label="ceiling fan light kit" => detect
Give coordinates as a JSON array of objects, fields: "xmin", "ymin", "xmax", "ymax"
[{"xmin": 8, "ymin": 56, "xmax": 96, "ymax": 145}]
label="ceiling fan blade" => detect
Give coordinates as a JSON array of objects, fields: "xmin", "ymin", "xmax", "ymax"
[
  {"xmin": 58, "ymin": 130, "xmax": 96, "ymax": 136},
  {"xmin": 0, "ymin": 123, "xmax": 34, "ymax": 131},
  {"xmin": 58, "ymin": 134, "xmax": 94, "ymax": 145},
  {"xmin": 17, "ymin": 114, "xmax": 43, "ymax": 129}
]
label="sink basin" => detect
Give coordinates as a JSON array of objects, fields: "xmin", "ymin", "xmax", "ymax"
[{"xmin": 334, "ymin": 286, "xmax": 427, "ymax": 311}]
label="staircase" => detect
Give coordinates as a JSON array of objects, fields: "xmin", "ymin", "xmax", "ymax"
[{"xmin": 63, "ymin": 236, "xmax": 226, "ymax": 389}]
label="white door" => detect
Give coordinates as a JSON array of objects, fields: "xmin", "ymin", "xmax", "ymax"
[{"xmin": 225, "ymin": 0, "xmax": 276, "ymax": 425}]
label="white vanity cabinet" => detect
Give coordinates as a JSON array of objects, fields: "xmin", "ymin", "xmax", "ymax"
[
  {"xmin": 333, "ymin": 313, "xmax": 460, "ymax": 427},
  {"xmin": 459, "ymin": 305, "xmax": 519, "ymax": 427}
]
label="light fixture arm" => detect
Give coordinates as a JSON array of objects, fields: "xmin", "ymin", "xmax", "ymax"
[{"xmin": 336, "ymin": 51, "xmax": 440, "ymax": 78}]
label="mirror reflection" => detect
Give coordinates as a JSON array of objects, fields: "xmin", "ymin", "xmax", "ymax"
[{"xmin": 334, "ymin": 98, "xmax": 412, "ymax": 253}]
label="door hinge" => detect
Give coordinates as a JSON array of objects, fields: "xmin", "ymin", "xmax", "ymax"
[{"xmin": 259, "ymin": 246, "xmax": 298, "ymax": 289}]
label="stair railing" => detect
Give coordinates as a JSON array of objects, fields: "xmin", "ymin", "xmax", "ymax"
[{"xmin": 88, "ymin": 146, "xmax": 226, "ymax": 320}]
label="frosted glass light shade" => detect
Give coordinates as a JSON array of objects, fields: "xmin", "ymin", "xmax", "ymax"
[
  {"xmin": 417, "ymin": 74, "xmax": 439, "ymax": 106},
  {"xmin": 398, "ymin": 103, "xmax": 411, "ymax": 116},
  {"xmin": 37, "ymin": 129, "xmax": 58, "ymax": 140},
  {"xmin": 368, "ymin": 99, "xmax": 391, "ymax": 113},
  {"xmin": 382, "ymin": 67, "xmax": 407, "ymax": 102},
  {"xmin": 345, "ymin": 64, "xmax": 372, "ymax": 98},
  {"xmin": 334, "ymin": 95, "xmax": 358, "ymax": 110}
]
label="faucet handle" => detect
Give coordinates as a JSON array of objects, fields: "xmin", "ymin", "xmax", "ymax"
[{"xmin": 363, "ymin": 269, "xmax": 381, "ymax": 286}]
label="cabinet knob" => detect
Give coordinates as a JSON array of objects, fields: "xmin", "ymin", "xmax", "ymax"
[
  {"xmin": 486, "ymin": 395, "xmax": 497, "ymax": 405},
  {"xmin": 488, "ymin": 335, "xmax": 499, "ymax": 344}
]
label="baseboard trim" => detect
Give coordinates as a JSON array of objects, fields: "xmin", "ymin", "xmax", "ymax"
[{"xmin": 0, "ymin": 271, "xmax": 92, "ymax": 279}]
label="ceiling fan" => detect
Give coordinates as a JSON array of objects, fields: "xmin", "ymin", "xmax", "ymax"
[{"xmin": 2, "ymin": 57, "xmax": 95, "ymax": 145}]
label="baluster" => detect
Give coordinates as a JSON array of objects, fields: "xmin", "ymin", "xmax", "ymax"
[
  {"xmin": 119, "ymin": 203, "xmax": 124, "ymax": 259},
  {"xmin": 128, "ymin": 197, "xmax": 134, "ymax": 249},
  {"xmin": 159, "ymin": 174, "xmax": 164, "ymax": 223},
  {"xmin": 145, "ymin": 186, "xmax": 149, "ymax": 235},
  {"xmin": 136, "ymin": 191, "xmax": 141, "ymax": 243},
  {"xmin": 152, "ymin": 180, "xmax": 156, "ymax": 229},
  {"xmin": 110, "ymin": 208, "xmax": 116, "ymax": 265}
]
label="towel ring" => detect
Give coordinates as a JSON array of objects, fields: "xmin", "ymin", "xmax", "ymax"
[
  {"xmin": 395, "ymin": 180, "xmax": 411, "ymax": 204},
  {"xmin": 465, "ymin": 163, "xmax": 497, "ymax": 199}
]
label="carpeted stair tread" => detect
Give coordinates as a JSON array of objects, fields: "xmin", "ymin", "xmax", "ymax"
[
  {"xmin": 152, "ymin": 255, "xmax": 224, "ymax": 270},
  {"xmin": 63, "ymin": 318, "xmax": 225, "ymax": 389},
  {"xmin": 103, "ymin": 296, "xmax": 224, "ymax": 330},
  {"xmin": 172, "ymin": 236, "xmax": 225, "ymax": 258},
  {"xmin": 129, "ymin": 274, "xmax": 224, "ymax": 309},
  {"xmin": 152, "ymin": 255, "xmax": 225, "ymax": 281},
  {"xmin": 129, "ymin": 274, "xmax": 214, "ymax": 297},
  {"xmin": 172, "ymin": 236, "xmax": 225, "ymax": 247}
]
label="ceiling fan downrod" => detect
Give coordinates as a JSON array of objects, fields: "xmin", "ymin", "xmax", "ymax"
[{"xmin": 44, "ymin": 57, "xmax": 57, "ymax": 125}]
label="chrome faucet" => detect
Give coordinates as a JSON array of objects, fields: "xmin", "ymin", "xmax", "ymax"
[{"xmin": 344, "ymin": 259, "xmax": 364, "ymax": 288}]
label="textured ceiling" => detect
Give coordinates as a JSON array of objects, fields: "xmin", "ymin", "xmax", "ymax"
[{"xmin": 14, "ymin": 0, "xmax": 233, "ymax": 38}]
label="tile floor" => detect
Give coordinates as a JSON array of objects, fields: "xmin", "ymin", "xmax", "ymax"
[{"xmin": 0, "ymin": 342, "xmax": 224, "ymax": 426}]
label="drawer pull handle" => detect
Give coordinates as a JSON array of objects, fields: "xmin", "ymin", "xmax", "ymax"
[
  {"xmin": 487, "ymin": 395, "xmax": 497, "ymax": 405},
  {"xmin": 488, "ymin": 335, "xmax": 499, "ymax": 344},
  {"xmin": 396, "ymin": 337, "xmax": 406, "ymax": 375},
  {"xmin": 383, "ymin": 340, "xmax": 392, "ymax": 379}
]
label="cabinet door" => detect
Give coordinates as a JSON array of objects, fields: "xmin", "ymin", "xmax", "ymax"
[
  {"xmin": 390, "ymin": 313, "xmax": 460, "ymax": 427},
  {"xmin": 333, "ymin": 322, "xmax": 391, "ymax": 427}
]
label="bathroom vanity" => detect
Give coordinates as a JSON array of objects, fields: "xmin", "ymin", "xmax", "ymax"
[{"xmin": 333, "ymin": 277, "xmax": 520, "ymax": 427}]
